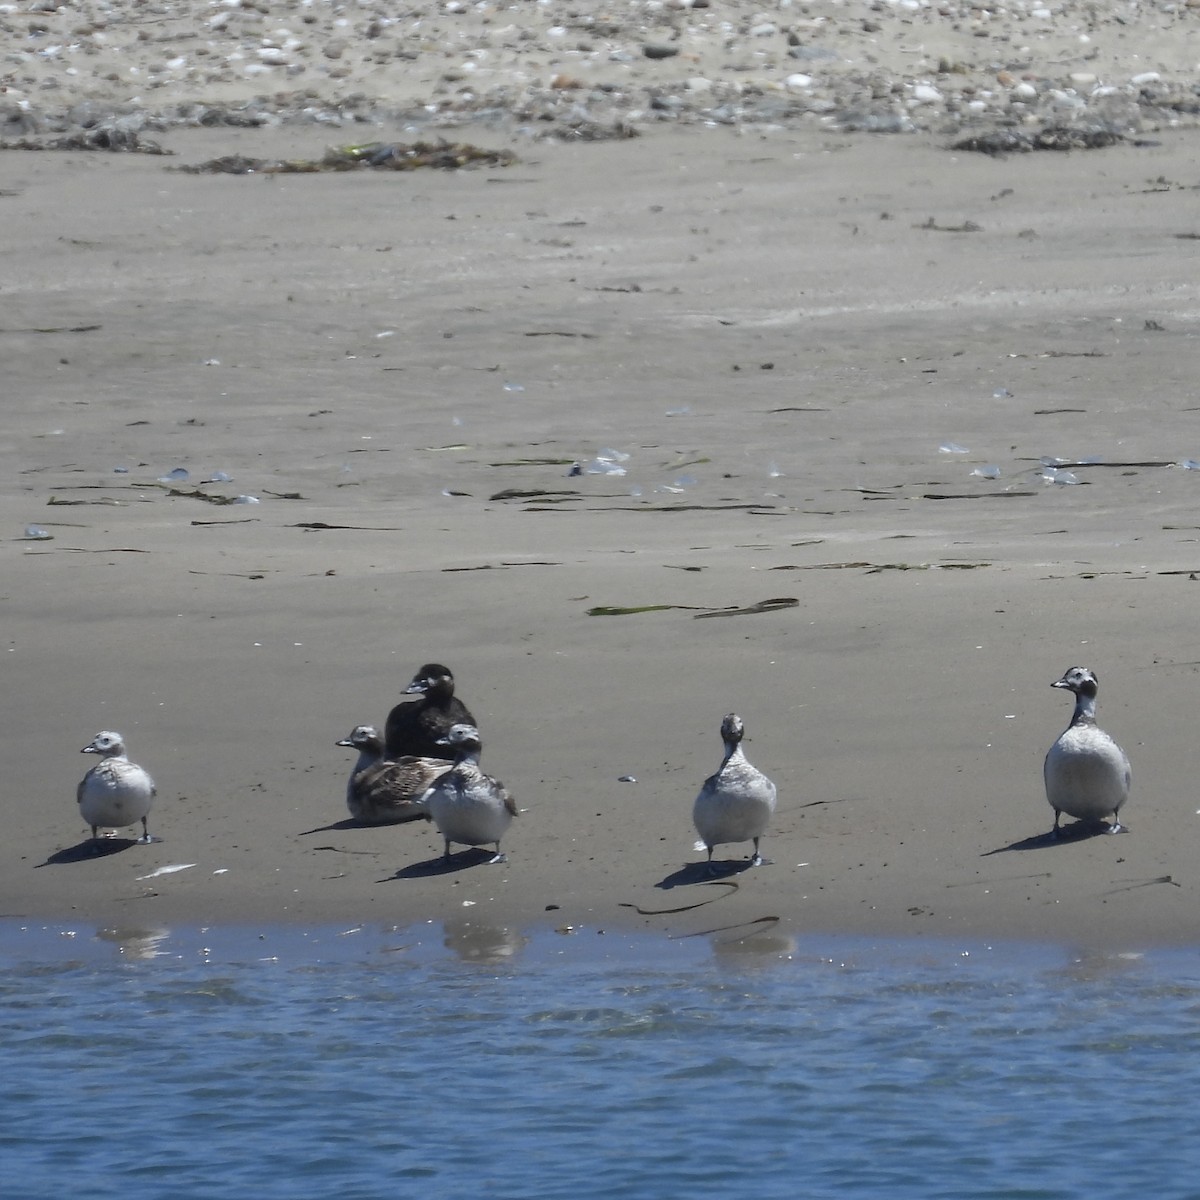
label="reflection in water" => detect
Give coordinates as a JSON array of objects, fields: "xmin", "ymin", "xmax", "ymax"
[
  {"xmin": 95, "ymin": 926, "xmax": 171, "ymax": 960},
  {"xmin": 442, "ymin": 918, "xmax": 528, "ymax": 964},
  {"xmin": 1051, "ymin": 945, "xmax": 1146, "ymax": 985},
  {"xmin": 711, "ymin": 929, "xmax": 798, "ymax": 964}
]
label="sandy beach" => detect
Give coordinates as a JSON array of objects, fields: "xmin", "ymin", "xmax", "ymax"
[{"xmin": 4, "ymin": 1, "xmax": 1200, "ymax": 951}]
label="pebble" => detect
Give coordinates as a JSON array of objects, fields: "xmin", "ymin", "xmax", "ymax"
[{"xmin": 1, "ymin": 0, "xmax": 1197, "ymax": 147}]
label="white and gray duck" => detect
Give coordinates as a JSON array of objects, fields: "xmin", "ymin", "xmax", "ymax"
[
  {"xmin": 421, "ymin": 724, "xmax": 517, "ymax": 864},
  {"xmin": 335, "ymin": 725, "xmax": 450, "ymax": 825},
  {"xmin": 692, "ymin": 713, "xmax": 777, "ymax": 874},
  {"xmin": 77, "ymin": 731, "xmax": 156, "ymax": 843},
  {"xmin": 1043, "ymin": 666, "xmax": 1131, "ymax": 836}
]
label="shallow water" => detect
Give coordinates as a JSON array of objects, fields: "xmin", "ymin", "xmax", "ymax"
[{"xmin": 3, "ymin": 920, "xmax": 1199, "ymax": 1200}]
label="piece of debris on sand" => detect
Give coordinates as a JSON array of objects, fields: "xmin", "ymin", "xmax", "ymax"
[{"xmin": 176, "ymin": 140, "xmax": 517, "ymax": 175}]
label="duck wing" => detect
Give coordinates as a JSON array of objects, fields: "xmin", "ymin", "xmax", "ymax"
[{"xmin": 356, "ymin": 757, "xmax": 451, "ymax": 821}]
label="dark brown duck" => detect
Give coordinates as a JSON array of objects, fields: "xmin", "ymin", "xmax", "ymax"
[{"xmin": 384, "ymin": 663, "xmax": 479, "ymax": 760}]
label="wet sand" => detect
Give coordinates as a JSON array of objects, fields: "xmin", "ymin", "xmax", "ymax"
[{"xmin": 5, "ymin": 9, "xmax": 1200, "ymax": 950}]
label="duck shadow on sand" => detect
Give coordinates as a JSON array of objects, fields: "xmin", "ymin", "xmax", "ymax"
[
  {"xmin": 37, "ymin": 837, "xmax": 148, "ymax": 866},
  {"xmin": 385, "ymin": 847, "xmax": 503, "ymax": 880},
  {"xmin": 299, "ymin": 818, "xmax": 362, "ymax": 836},
  {"xmin": 657, "ymin": 858, "xmax": 765, "ymax": 889},
  {"xmin": 983, "ymin": 819, "xmax": 1127, "ymax": 856},
  {"xmin": 298, "ymin": 815, "xmax": 430, "ymax": 836}
]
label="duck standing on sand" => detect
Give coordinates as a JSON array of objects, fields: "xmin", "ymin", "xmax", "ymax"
[
  {"xmin": 422, "ymin": 724, "xmax": 517, "ymax": 864},
  {"xmin": 1044, "ymin": 666, "xmax": 1131, "ymax": 836},
  {"xmin": 693, "ymin": 713, "xmax": 777, "ymax": 874},
  {"xmin": 385, "ymin": 663, "xmax": 478, "ymax": 760},
  {"xmin": 77, "ymin": 731, "xmax": 156, "ymax": 843},
  {"xmin": 335, "ymin": 725, "xmax": 449, "ymax": 824}
]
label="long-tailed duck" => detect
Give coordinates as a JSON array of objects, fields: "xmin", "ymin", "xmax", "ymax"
[
  {"xmin": 693, "ymin": 713, "xmax": 777, "ymax": 873},
  {"xmin": 422, "ymin": 724, "xmax": 517, "ymax": 863},
  {"xmin": 77, "ymin": 731, "xmax": 156, "ymax": 842},
  {"xmin": 1044, "ymin": 666, "xmax": 1131, "ymax": 836},
  {"xmin": 335, "ymin": 725, "xmax": 449, "ymax": 824},
  {"xmin": 385, "ymin": 663, "xmax": 478, "ymax": 760}
]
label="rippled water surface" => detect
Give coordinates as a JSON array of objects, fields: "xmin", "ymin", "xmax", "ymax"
[{"xmin": 3, "ymin": 920, "xmax": 1199, "ymax": 1199}]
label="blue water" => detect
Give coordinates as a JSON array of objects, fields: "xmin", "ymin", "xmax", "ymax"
[{"xmin": 2, "ymin": 920, "xmax": 1199, "ymax": 1200}]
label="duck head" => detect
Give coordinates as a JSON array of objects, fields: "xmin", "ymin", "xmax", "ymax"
[{"xmin": 405, "ymin": 663, "xmax": 456, "ymax": 699}]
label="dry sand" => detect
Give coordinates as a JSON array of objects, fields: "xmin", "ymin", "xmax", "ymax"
[{"xmin": 4, "ymin": 2, "xmax": 1200, "ymax": 952}]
